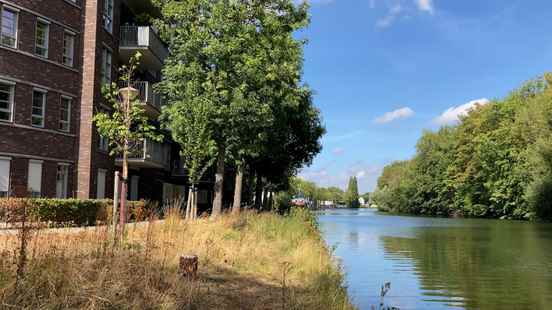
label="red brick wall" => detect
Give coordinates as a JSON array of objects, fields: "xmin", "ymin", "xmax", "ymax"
[
  {"xmin": 0, "ymin": 0, "xmax": 83, "ymax": 198},
  {"xmin": 2, "ymin": 0, "xmax": 82, "ymax": 29}
]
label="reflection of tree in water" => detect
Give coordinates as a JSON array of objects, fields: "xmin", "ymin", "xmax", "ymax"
[
  {"xmin": 347, "ymin": 231, "xmax": 360, "ymax": 250},
  {"xmin": 380, "ymin": 222, "xmax": 552, "ymax": 310}
]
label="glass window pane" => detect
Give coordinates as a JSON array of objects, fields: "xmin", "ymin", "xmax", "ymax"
[{"xmin": 1, "ymin": 9, "xmax": 17, "ymax": 47}]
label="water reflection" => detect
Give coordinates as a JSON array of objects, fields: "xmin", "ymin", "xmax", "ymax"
[{"xmin": 318, "ymin": 209, "xmax": 552, "ymax": 310}]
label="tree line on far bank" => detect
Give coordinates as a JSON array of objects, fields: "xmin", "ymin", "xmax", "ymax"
[
  {"xmin": 372, "ymin": 74, "xmax": 552, "ymax": 221},
  {"xmin": 279, "ymin": 176, "xmax": 366, "ymax": 209}
]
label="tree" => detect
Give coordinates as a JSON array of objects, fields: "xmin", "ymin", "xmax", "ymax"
[
  {"xmin": 346, "ymin": 176, "xmax": 360, "ymax": 208},
  {"xmin": 93, "ymin": 53, "xmax": 161, "ymax": 235},
  {"xmin": 154, "ymin": 0, "xmax": 310, "ymax": 218},
  {"xmin": 252, "ymin": 88, "xmax": 325, "ymax": 208},
  {"xmin": 162, "ymin": 98, "xmax": 217, "ymax": 220},
  {"xmin": 372, "ymin": 74, "xmax": 552, "ymax": 221}
]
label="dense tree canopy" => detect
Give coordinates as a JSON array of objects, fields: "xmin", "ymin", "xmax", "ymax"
[
  {"xmin": 373, "ymin": 74, "xmax": 552, "ymax": 221},
  {"xmin": 153, "ymin": 0, "xmax": 324, "ymax": 214}
]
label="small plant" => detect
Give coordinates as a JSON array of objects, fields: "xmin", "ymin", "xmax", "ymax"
[{"xmin": 371, "ymin": 282, "xmax": 400, "ymax": 310}]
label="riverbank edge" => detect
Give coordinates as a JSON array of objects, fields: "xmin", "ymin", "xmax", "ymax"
[
  {"xmin": 375, "ymin": 206, "xmax": 551, "ymax": 222},
  {"xmin": 0, "ymin": 209, "xmax": 356, "ymax": 309}
]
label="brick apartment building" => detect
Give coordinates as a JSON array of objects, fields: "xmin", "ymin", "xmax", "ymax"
[{"xmin": 0, "ymin": 0, "xmax": 210, "ymax": 204}]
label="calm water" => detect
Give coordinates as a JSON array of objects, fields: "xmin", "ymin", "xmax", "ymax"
[{"xmin": 318, "ymin": 208, "xmax": 552, "ymax": 310}]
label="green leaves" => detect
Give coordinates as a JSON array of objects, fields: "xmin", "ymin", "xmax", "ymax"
[
  {"xmin": 93, "ymin": 53, "xmax": 162, "ymax": 159},
  {"xmin": 155, "ymin": 0, "xmax": 323, "ymax": 193},
  {"xmin": 373, "ymin": 74, "xmax": 552, "ymax": 221}
]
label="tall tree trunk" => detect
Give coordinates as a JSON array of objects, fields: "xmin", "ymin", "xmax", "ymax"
[
  {"xmin": 186, "ymin": 187, "xmax": 193, "ymax": 220},
  {"xmin": 211, "ymin": 145, "xmax": 225, "ymax": 218},
  {"xmin": 267, "ymin": 191, "xmax": 274, "ymax": 211},
  {"xmin": 254, "ymin": 172, "xmax": 263, "ymax": 210},
  {"xmin": 119, "ymin": 147, "xmax": 128, "ymax": 239},
  {"xmin": 232, "ymin": 165, "xmax": 243, "ymax": 215},
  {"xmin": 262, "ymin": 188, "xmax": 269, "ymax": 211},
  {"xmin": 192, "ymin": 189, "xmax": 198, "ymax": 220}
]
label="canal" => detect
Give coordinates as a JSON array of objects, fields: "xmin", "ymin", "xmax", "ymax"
[{"xmin": 318, "ymin": 208, "xmax": 552, "ymax": 310}]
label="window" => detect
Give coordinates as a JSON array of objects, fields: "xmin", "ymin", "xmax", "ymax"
[
  {"xmin": 63, "ymin": 31, "xmax": 75, "ymax": 67},
  {"xmin": 0, "ymin": 82, "xmax": 14, "ymax": 122},
  {"xmin": 32, "ymin": 90, "xmax": 46, "ymax": 127},
  {"xmin": 0, "ymin": 157, "xmax": 10, "ymax": 197},
  {"xmin": 59, "ymin": 96, "xmax": 71, "ymax": 132},
  {"xmin": 35, "ymin": 19, "xmax": 49, "ymax": 57},
  {"xmin": 103, "ymin": 0, "xmax": 113, "ymax": 33},
  {"xmin": 99, "ymin": 133, "xmax": 109, "ymax": 151},
  {"xmin": 97, "ymin": 169, "xmax": 107, "ymax": 199},
  {"xmin": 1, "ymin": 6, "xmax": 17, "ymax": 48},
  {"xmin": 28, "ymin": 160, "xmax": 42, "ymax": 198},
  {"xmin": 56, "ymin": 164, "xmax": 69, "ymax": 198},
  {"xmin": 101, "ymin": 48, "xmax": 112, "ymax": 85}
]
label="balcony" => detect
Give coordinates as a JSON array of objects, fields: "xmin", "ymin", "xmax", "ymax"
[
  {"xmin": 119, "ymin": 25, "xmax": 168, "ymax": 70},
  {"xmin": 120, "ymin": 81, "xmax": 163, "ymax": 117},
  {"xmin": 116, "ymin": 139, "xmax": 171, "ymax": 170}
]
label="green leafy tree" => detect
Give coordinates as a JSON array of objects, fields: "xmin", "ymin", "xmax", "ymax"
[
  {"xmin": 154, "ymin": 0, "xmax": 310, "ymax": 217},
  {"xmin": 372, "ymin": 74, "xmax": 552, "ymax": 221},
  {"xmin": 346, "ymin": 176, "xmax": 360, "ymax": 208},
  {"xmin": 93, "ymin": 53, "xmax": 162, "ymax": 234},
  {"xmin": 163, "ymin": 98, "xmax": 217, "ymax": 220}
]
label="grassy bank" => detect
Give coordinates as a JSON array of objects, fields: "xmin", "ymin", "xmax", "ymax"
[{"xmin": 0, "ymin": 208, "xmax": 355, "ymax": 309}]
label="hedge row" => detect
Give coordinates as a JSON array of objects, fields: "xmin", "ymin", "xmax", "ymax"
[{"xmin": 0, "ymin": 198, "xmax": 158, "ymax": 227}]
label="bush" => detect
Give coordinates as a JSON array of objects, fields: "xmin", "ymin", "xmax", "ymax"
[{"xmin": 0, "ymin": 198, "xmax": 157, "ymax": 227}]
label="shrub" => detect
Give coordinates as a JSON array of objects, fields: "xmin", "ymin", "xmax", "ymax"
[{"xmin": 0, "ymin": 198, "xmax": 157, "ymax": 227}]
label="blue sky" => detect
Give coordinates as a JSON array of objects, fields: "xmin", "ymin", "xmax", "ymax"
[{"xmin": 297, "ymin": 0, "xmax": 552, "ymax": 193}]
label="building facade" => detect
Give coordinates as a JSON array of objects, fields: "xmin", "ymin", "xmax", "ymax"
[{"xmin": 0, "ymin": 0, "xmax": 206, "ymax": 204}]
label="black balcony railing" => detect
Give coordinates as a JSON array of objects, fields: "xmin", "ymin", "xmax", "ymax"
[{"xmin": 119, "ymin": 25, "xmax": 168, "ymax": 63}]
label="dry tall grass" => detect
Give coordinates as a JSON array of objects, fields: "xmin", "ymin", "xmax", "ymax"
[{"xmin": 0, "ymin": 208, "xmax": 355, "ymax": 310}]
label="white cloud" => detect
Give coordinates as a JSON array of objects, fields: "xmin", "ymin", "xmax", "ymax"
[
  {"xmin": 433, "ymin": 98, "xmax": 490, "ymax": 126},
  {"xmin": 376, "ymin": 3, "xmax": 402, "ymax": 28},
  {"xmin": 374, "ymin": 107, "xmax": 414, "ymax": 124},
  {"xmin": 332, "ymin": 148, "xmax": 345, "ymax": 156},
  {"xmin": 415, "ymin": 0, "xmax": 434, "ymax": 14}
]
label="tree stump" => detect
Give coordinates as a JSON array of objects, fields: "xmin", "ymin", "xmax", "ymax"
[{"xmin": 179, "ymin": 255, "xmax": 199, "ymax": 280}]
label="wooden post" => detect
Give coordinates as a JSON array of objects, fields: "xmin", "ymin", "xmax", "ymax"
[
  {"xmin": 179, "ymin": 255, "xmax": 199, "ymax": 280},
  {"xmin": 112, "ymin": 171, "xmax": 120, "ymax": 242}
]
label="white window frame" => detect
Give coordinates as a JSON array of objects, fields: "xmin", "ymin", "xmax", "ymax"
[
  {"xmin": 101, "ymin": 47, "xmax": 112, "ymax": 86},
  {"xmin": 59, "ymin": 95, "xmax": 71, "ymax": 132},
  {"xmin": 63, "ymin": 30, "xmax": 75, "ymax": 67},
  {"xmin": 56, "ymin": 163, "xmax": 69, "ymax": 198},
  {"xmin": 103, "ymin": 0, "xmax": 113, "ymax": 33},
  {"xmin": 0, "ymin": 156, "xmax": 11, "ymax": 197},
  {"xmin": 35, "ymin": 18, "xmax": 49, "ymax": 58},
  {"xmin": 0, "ymin": 79, "xmax": 15, "ymax": 122},
  {"xmin": 27, "ymin": 160, "xmax": 43, "ymax": 198},
  {"xmin": 31, "ymin": 88, "xmax": 47, "ymax": 128},
  {"xmin": 1, "ymin": 5, "xmax": 19, "ymax": 48}
]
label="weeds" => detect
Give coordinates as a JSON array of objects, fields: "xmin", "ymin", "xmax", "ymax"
[{"xmin": 0, "ymin": 207, "xmax": 355, "ymax": 309}]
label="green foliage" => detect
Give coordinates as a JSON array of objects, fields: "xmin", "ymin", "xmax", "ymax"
[
  {"xmin": 93, "ymin": 53, "xmax": 162, "ymax": 158},
  {"xmin": 289, "ymin": 207, "xmax": 319, "ymax": 234},
  {"xmin": 0, "ymin": 199, "xmax": 155, "ymax": 227},
  {"xmin": 345, "ymin": 176, "xmax": 360, "ymax": 208},
  {"xmin": 163, "ymin": 98, "xmax": 217, "ymax": 185},
  {"xmin": 154, "ymin": 0, "xmax": 323, "ymax": 212},
  {"xmin": 373, "ymin": 75, "xmax": 552, "ymax": 221}
]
